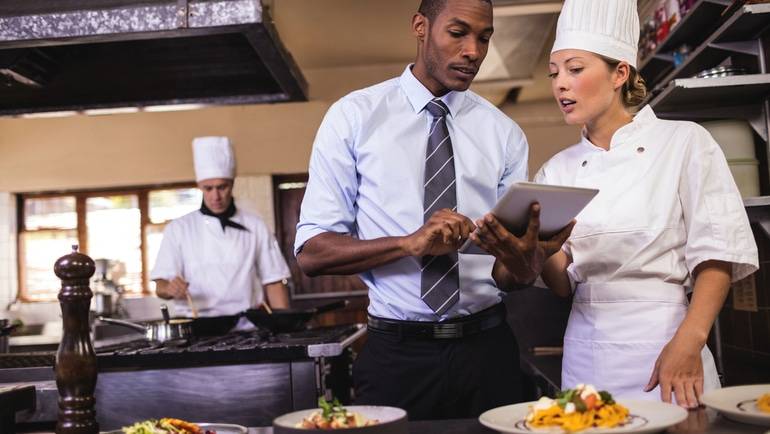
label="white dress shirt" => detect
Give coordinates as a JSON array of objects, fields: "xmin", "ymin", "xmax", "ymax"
[
  {"xmin": 151, "ymin": 208, "xmax": 291, "ymax": 317},
  {"xmin": 295, "ymin": 65, "xmax": 529, "ymax": 321}
]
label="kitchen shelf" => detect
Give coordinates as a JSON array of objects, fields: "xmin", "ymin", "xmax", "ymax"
[
  {"xmin": 639, "ymin": 0, "xmax": 731, "ymax": 84},
  {"xmin": 652, "ymin": 3, "xmax": 770, "ymax": 89},
  {"xmin": 650, "ymin": 73, "xmax": 770, "ymax": 113}
]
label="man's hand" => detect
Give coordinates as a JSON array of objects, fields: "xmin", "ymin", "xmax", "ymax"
[
  {"xmin": 471, "ymin": 203, "xmax": 574, "ymax": 284},
  {"xmin": 155, "ymin": 276, "xmax": 190, "ymax": 300},
  {"xmin": 402, "ymin": 208, "xmax": 476, "ymax": 257}
]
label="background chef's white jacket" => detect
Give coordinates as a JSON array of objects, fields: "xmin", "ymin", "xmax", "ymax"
[
  {"xmin": 150, "ymin": 208, "xmax": 291, "ymax": 317},
  {"xmin": 535, "ymin": 105, "xmax": 758, "ymax": 289}
]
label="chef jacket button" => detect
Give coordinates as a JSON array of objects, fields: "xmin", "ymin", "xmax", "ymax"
[
  {"xmin": 637, "ymin": 146, "xmax": 645, "ymax": 153},
  {"xmin": 581, "ymin": 160, "xmax": 588, "ymax": 167}
]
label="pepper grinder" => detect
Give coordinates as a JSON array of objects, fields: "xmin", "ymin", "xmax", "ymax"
[{"xmin": 54, "ymin": 245, "xmax": 98, "ymax": 434}]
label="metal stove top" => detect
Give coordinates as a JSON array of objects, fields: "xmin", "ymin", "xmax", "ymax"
[
  {"xmin": 0, "ymin": 324, "xmax": 366, "ymax": 374},
  {"xmin": 94, "ymin": 324, "xmax": 366, "ymax": 369}
]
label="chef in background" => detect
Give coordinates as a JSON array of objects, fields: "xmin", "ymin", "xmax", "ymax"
[{"xmin": 151, "ymin": 136, "xmax": 291, "ymax": 318}]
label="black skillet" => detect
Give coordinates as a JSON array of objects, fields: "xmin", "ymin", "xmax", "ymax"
[{"xmin": 243, "ymin": 300, "xmax": 349, "ymax": 332}]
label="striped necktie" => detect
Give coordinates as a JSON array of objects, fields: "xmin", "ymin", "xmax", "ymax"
[{"xmin": 420, "ymin": 98, "xmax": 459, "ymax": 316}]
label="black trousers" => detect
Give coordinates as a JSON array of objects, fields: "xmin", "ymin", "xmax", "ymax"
[{"xmin": 352, "ymin": 321, "xmax": 522, "ymax": 420}]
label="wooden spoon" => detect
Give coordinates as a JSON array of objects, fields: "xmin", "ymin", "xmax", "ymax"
[{"xmin": 185, "ymin": 292, "xmax": 198, "ymax": 319}]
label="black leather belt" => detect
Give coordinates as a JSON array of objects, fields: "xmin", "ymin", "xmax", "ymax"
[{"xmin": 367, "ymin": 303, "xmax": 506, "ymax": 339}]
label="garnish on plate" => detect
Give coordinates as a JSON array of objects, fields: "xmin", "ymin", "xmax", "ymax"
[
  {"xmin": 296, "ymin": 397, "xmax": 379, "ymax": 429},
  {"xmin": 121, "ymin": 418, "xmax": 214, "ymax": 434}
]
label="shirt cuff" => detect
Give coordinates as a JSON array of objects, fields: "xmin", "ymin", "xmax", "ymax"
[{"xmin": 294, "ymin": 226, "xmax": 330, "ymax": 256}]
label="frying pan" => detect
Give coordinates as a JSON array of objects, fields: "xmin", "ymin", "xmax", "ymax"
[
  {"xmin": 243, "ymin": 300, "xmax": 349, "ymax": 332},
  {"xmin": 98, "ymin": 305, "xmax": 192, "ymax": 344}
]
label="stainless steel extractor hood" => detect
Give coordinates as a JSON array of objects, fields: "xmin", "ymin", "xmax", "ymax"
[{"xmin": 0, "ymin": 0, "xmax": 307, "ymax": 115}]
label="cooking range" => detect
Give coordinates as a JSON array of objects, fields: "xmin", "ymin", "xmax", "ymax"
[
  {"xmin": 1, "ymin": 323, "xmax": 367, "ymax": 430},
  {"xmin": 95, "ymin": 323, "xmax": 365, "ymax": 369}
]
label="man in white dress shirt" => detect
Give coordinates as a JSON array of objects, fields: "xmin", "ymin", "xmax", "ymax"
[
  {"xmin": 294, "ymin": 0, "xmax": 572, "ymax": 420},
  {"xmin": 152, "ymin": 136, "xmax": 291, "ymax": 319}
]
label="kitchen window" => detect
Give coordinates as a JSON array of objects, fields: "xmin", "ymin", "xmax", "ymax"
[{"xmin": 18, "ymin": 184, "xmax": 202, "ymax": 301}]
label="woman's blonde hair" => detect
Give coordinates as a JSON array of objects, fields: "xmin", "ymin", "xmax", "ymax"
[{"xmin": 601, "ymin": 56, "xmax": 647, "ymax": 108}]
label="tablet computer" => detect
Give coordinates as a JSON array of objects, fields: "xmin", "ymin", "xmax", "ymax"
[{"xmin": 459, "ymin": 181, "xmax": 599, "ymax": 254}]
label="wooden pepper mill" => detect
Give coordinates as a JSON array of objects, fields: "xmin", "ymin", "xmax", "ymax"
[{"xmin": 54, "ymin": 245, "xmax": 98, "ymax": 434}]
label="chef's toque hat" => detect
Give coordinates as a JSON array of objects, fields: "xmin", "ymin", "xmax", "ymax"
[
  {"xmin": 551, "ymin": 0, "xmax": 640, "ymax": 68},
  {"xmin": 192, "ymin": 136, "xmax": 235, "ymax": 182}
]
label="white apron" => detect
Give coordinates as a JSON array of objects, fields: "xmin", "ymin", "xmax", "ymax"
[{"xmin": 562, "ymin": 281, "xmax": 720, "ymax": 399}]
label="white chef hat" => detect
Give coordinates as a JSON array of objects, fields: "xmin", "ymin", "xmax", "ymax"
[
  {"xmin": 551, "ymin": 0, "xmax": 640, "ymax": 68},
  {"xmin": 192, "ymin": 136, "xmax": 235, "ymax": 182}
]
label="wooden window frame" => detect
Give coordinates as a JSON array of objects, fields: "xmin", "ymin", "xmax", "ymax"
[{"xmin": 17, "ymin": 182, "xmax": 196, "ymax": 302}]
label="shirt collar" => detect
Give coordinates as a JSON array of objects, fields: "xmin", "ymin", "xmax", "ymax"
[
  {"xmin": 399, "ymin": 64, "xmax": 465, "ymax": 117},
  {"xmin": 579, "ymin": 104, "xmax": 658, "ymax": 150}
]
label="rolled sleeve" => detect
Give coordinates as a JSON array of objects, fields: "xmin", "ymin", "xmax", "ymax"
[
  {"xmin": 294, "ymin": 100, "xmax": 360, "ymax": 255},
  {"xmin": 679, "ymin": 125, "xmax": 758, "ymax": 282}
]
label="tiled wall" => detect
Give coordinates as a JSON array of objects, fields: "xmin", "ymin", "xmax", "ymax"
[
  {"xmin": 719, "ymin": 219, "xmax": 770, "ymax": 385},
  {"xmin": 0, "ymin": 192, "xmax": 18, "ymax": 311},
  {"xmin": 233, "ymin": 175, "xmax": 276, "ymax": 232}
]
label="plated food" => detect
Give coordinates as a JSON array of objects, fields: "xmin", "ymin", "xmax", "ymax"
[
  {"xmin": 121, "ymin": 418, "xmax": 213, "ymax": 434},
  {"xmin": 758, "ymin": 393, "xmax": 770, "ymax": 413},
  {"xmin": 479, "ymin": 388, "xmax": 687, "ymax": 434},
  {"xmin": 296, "ymin": 398, "xmax": 379, "ymax": 429},
  {"xmin": 526, "ymin": 385, "xmax": 629, "ymax": 432},
  {"xmin": 273, "ymin": 402, "xmax": 407, "ymax": 434},
  {"xmin": 701, "ymin": 384, "xmax": 770, "ymax": 427}
]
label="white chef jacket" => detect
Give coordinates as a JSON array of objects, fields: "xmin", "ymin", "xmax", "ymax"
[
  {"xmin": 535, "ymin": 105, "xmax": 758, "ymax": 399},
  {"xmin": 150, "ymin": 208, "xmax": 291, "ymax": 317}
]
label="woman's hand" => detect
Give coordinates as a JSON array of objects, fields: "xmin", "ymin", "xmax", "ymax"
[{"xmin": 645, "ymin": 333, "xmax": 704, "ymax": 408}]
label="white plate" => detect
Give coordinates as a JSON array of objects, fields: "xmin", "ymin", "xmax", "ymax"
[
  {"xmin": 197, "ymin": 423, "xmax": 248, "ymax": 434},
  {"xmin": 701, "ymin": 384, "xmax": 770, "ymax": 427},
  {"xmin": 273, "ymin": 405, "xmax": 406, "ymax": 433},
  {"xmin": 478, "ymin": 399, "xmax": 688, "ymax": 433},
  {"xmin": 102, "ymin": 421, "xmax": 247, "ymax": 434}
]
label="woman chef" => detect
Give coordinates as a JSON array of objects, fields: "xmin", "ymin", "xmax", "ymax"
[
  {"xmin": 534, "ymin": 0, "xmax": 758, "ymax": 408},
  {"xmin": 151, "ymin": 136, "xmax": 291, "ymax": 320}
]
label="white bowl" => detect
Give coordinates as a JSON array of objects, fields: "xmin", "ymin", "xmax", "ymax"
[{"xmin": 273, "ymin": 405, "xmax": 407, "ymax": 434}]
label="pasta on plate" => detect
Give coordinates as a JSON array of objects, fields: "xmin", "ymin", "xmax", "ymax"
[
  {"xmin": 526, "ymin": 384, "xmax": 630, "ymax": 433},
  {"xmin": 757, "ymin": 393, "xmax": 770, "ymax": 413}
]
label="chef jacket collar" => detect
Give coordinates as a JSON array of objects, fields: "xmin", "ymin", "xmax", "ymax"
[
  {"xmin": 200, "ymin": 200, "xmax": 248, "ymax": 233},
  {"xmin": 400, "ymin": 64, "xmax": 465, "ymax": 118},
  {"xmin": 579, "ymin": 104, "xmax": 656, "ymax": 151}
]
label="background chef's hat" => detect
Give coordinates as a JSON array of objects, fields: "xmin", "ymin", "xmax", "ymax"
[
  {"xmin": 192, "ymin": 136, "xmax": 235, "ymax": 182},
  {"xmin": 551, "ymin": 0, "xmax": 640, "ymax": 68}
]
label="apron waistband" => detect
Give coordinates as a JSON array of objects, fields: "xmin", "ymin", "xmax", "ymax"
[{"xmin": 574, "ymin": 281, "xmax": 688, "ymax": 304}]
